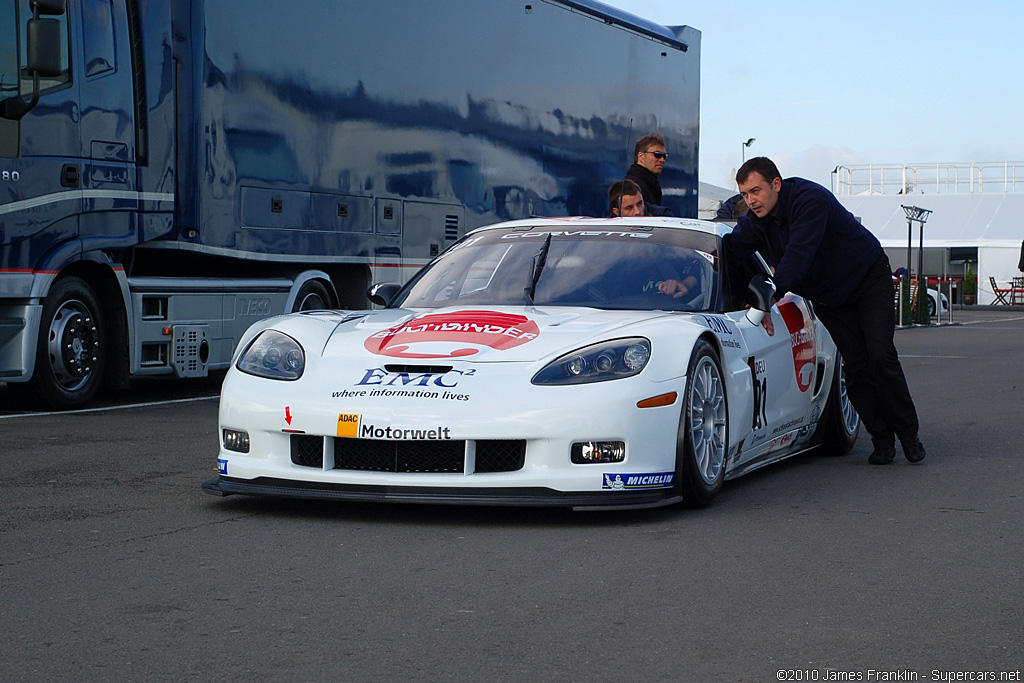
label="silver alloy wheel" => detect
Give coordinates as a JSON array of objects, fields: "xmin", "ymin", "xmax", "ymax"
[
  {"xmin": 837, "ymin": 358, "xmax": 860, "ymax": 436},
  {"xmin": 688, "ymin": 355, "xmax": 727, "ymax": 484}
]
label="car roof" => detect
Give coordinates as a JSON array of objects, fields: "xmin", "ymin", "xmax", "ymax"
[{"xmin": 466, "ymin": 216, "xmax": 734, "ymax": 239}]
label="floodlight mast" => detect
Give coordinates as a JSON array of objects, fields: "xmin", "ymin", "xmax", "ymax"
[
  {"xmin": 900, "ymin": 205, "xmax": 932, "ymax": 324},
  {"xmin": 741, "ymin": 138, "xmax": 755, "ymax": 162}
]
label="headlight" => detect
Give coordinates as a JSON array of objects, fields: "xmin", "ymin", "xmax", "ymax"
[
  {"xmin": 236, "ymin": 330, "xmax": 305, "ymax": 380},
  {"xmin": 532, "ymin": 338, "xmax": 650, "ymax": 385}
]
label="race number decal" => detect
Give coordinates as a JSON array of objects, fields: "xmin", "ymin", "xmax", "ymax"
[{"xmin": 748, "ymin": 357, "xmax": 768, "ymax": 430}]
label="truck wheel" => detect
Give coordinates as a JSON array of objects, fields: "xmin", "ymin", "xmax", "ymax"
[
  {"xmin": 292, "ymin": 280, "xmax": 332, "ymax": 312},
  {"xmin": 24, "ymin": 277, "xmax": 106, "ymax": 409}
]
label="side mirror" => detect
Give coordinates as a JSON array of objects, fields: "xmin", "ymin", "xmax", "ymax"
[
  {"xmin": 367, "ymin": 282, "xmax": 402, "ymax": 307},
  {"xmin": 1, "ymin": 1, "xmax": 65, "ymax": 120},
  {"xmin": 27, "ymin": 18, "xmax": 64, "ymax": 78},
  {"xmin": 34, "ymin": 0, "xmax": 68, "ymax": 14},
  {"xmin": 744, "ymin": 274, "xmax": 776, "ymax": 326}
]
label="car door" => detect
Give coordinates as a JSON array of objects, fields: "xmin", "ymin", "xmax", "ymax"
[{"xmin": 726, "ymin": 293, "xmax": 818, "ymax": 467}]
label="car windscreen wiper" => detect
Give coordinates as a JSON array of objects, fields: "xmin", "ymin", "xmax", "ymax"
[{"xmin": 524, "ymin": 232, "xmax": 552, "ymax": 304}]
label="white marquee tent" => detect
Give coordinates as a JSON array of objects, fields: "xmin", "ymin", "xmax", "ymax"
[{"xmin": 839, "ymin": 193, "xmax": 1024, "ymax": 305}]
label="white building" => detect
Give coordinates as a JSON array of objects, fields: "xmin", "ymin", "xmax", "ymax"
[{"xmin": 834, "ymin": 162, "xmax": 1024, "ymax": 305}]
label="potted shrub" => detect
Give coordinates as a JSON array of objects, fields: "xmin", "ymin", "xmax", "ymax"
[{"xmin": 963, "ymin": 265, "xmax": 977, "ymax": 305}]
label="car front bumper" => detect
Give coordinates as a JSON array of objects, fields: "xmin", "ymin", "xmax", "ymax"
[{"xmin": 202, "ymin": 475, "xmax": 682, "ymax": 510}]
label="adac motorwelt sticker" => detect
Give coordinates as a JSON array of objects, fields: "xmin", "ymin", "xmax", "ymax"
[
  {"xmin": 777, "ymin": 301, "xmax": 816, "ymax": 392},
  {"xmin": 364, "ymin": 310, "xmax": 540, "ymax": 359}
]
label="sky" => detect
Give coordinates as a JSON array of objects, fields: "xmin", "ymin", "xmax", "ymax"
[{"xmin": 604, "ymin": 0, "xmax": 1024, "ymax": 192}]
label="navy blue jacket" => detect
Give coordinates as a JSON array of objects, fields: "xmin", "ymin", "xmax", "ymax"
[
  {"xmin": 725, "ymin": 177, "xmax": 882, "ymax": 307},
  {"xmin": 624, "ymin": 163, "xmax": 662, "ymax": 206}
]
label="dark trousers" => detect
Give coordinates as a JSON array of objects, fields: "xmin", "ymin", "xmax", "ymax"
[{"xmin": 815, "ymin": 254, "xmax": 919, "ymax": 447}]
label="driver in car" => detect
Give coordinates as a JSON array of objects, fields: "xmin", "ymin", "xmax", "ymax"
[{"xmin": 653, "ymin": 253, "xmax": 702, "ymax": 299}]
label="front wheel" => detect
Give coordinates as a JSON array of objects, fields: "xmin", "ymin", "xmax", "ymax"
[
  {"xmin": 821, "ymin": 354, "xmax": 859, "ymax": 455},
  {"xmin": 19, "ymin": 276, "xmax": 106, "ymax": 409},
  {"xmin": 675, "ymin": 340, "xmax": 728, "ymax": 507},
  {"xmin": 292, "ymin": 279, "xmax": 333, "ymax": 312}
]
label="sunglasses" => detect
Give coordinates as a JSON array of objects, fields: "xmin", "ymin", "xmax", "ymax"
[{"xmin": 644, "ymin": 150, "xmax": 668, "ymax": 160}]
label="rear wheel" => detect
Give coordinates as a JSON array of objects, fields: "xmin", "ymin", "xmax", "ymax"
[
  {"xmin": 822, "ymin": 354, "xmax": 859, "ymax": 455},
  {"xmin": 675, "ymin": 340, "xmax": 728, "ymax": 507},
  {"xmin": 17, "ymin": 277, "xmax": 106, "ymax": 409}
]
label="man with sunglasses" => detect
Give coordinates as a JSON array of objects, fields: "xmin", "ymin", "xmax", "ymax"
[
  {"xmin": 624, "ymin": 132, "xmax": 672, "ymax": 216},
  {"xmin": 726, "ymin": 156, "xmax": 925, "ymax": 466}
]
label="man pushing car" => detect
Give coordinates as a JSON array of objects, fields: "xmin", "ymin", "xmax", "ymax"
[{"xmin": 725, "ymin": 157, "xmax": 925, "ymax": 466}]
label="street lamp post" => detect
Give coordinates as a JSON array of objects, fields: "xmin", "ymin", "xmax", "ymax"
[
  {"xmin": 901, "ymin": 205, "xmax": 932, "ymax": 325},
  {"xmin": 742, "ymin": 138, "xmax": 755, "ymax": 162}
]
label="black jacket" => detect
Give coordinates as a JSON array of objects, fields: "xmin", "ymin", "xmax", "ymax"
[
  {"xmin": 725, "ymin": 177, "xmax": 883, "ymax": 307},
  {"xmin": 624, "ymin": 163, "xmax": 662, "ymax": 206}
]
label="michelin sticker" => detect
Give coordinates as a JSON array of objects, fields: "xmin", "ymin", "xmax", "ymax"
[{"xmin": 602, "ymin": 472, "xmax": 675, "ymax": 490}]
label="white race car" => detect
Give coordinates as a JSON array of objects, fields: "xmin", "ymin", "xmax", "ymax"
[{"xmin": 203, "ymin": 217, "xmax": 859, "ymax": 510}]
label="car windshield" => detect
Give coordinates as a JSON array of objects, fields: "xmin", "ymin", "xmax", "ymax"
[{"xmin": 392, "ymin": 225, "xmax": 721, "ymax": 312}]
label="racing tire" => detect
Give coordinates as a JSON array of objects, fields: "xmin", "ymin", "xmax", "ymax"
[
  {"xmin": 821, "ymin": 354, "xmax": 859, "ymax": 455},
  {"xmin": 17, "ymin": 276, "xmax": 106, "ymax": 410},
  {"xmin": 675, "ymin": 340, "xmax": 728, "ymax": 507},
  {"xmin": 292, "ymin": 279, "xmax": 332, "ymax": 312}
]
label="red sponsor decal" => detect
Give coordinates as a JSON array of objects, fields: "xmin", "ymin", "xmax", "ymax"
[
  {"xmin": 777, "ymin": 300, "xmax": 816, "ymax": 392},
  {"xmin": 364, "ymin": 310, "xmax": 540, "ymax": 359}
]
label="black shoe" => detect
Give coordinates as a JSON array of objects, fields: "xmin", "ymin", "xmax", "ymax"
[
  {"xmin": 868, "ymin": 443, "xmax": 896, "ymax": 465},
  {"xmin": 901, "ymin": 437, "xmax": 926, "ymax": 463}
]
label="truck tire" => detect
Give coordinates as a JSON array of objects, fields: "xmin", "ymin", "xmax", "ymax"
[
  {"xmin": 292, "ymin": 279, "xmax": 332, "ymax": 312},
  {"xmin": 22, "ymin": 276, "xmax": 106, "ymax": 409}
]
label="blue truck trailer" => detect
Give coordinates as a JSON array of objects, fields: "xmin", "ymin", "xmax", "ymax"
[{"xmin": 0, "ymin": 0, "xmax": 700, "ymax": 408}]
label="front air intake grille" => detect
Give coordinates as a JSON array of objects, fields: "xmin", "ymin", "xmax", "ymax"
[
  {"xmin": 474, "ymin": 440, "xmax": 526, "ymax": 473},
  {"xmin": 334, "ymin": 439, "xmax": 465, "ymax": 473},
  {"xmin": 291, "ymin": 435, "xmax": 324, "ymax": 468}
]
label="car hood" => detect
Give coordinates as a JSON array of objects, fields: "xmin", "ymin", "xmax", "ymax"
[{"xmin": 317, "ymin": 306, "xmax": 677, "ymax": 364}]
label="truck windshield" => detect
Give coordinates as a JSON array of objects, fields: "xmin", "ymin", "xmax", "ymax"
[
  {"xmin": 392, "ymin": 225, "xmax": 721, "ymax": 313},
  {"xmin": 0, "ymin": 3, "xmax": 16, "ymax": 99},
  {"xmin": 0, "ymin": 2, "xmax": 16, "ymax": 155}
]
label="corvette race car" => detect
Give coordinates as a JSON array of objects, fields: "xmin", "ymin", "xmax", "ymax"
[{"xmin": 203, "ymin": 217, "xmax": 859, "ymax": 510}]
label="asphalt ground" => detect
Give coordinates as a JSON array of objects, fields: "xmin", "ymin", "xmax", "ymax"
[{"xmin": 1, "ymin": 308, "xmax": 1022, "ymax": 682}]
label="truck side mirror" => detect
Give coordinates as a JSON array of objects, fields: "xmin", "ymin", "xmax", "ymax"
[
  {"xmin": 33, "ymin": 0, "xmax": 68, "ymax": 14},
  {"xmin": 0, "ymin": 0, "xmax": 66, "ymax": 120},
  {"xmin": 27, "ymin": 18, "xmax": 63, "ymax": 78}
]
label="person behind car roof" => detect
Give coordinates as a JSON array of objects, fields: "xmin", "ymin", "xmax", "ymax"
[
  {"xmin": 725, "ymin": 156, "xmax": 925, "ymax": 467},
  {"xmin": 624, "ymin": 132, "xmax": 673, "ymax": 217},
  {"xmin": 607, "ymin": 179, "xmax": 646, "ymax": 217}
]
